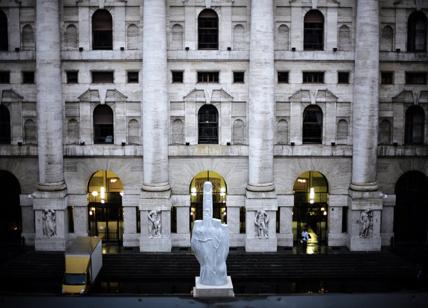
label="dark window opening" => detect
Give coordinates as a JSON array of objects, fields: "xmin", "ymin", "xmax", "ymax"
[
  {"xmin": 171, "ymin": 207, "xmax": 177, "ymax": 233},
  {"xmin": 22, "ymin": 71, "xmax": 34, "ymax": 84},
  {"xmin": 240, "ymin": 207, "xmax": 246, "ymax": 234},
  {"xmin": 233, "ymin": 71, "xmax": 245, "ymax": 83},
  {"xmin": 381, "ymin": 72, "xmax": 394, "ymax": 85},
  {"xmin": 198, "ymin": 104, "xmax": 218, "ymax": 144},
  {"xmin": 0, "ymin": 71, "xmax": 10, "ymax": 83},
  {"xmin": 342, "ymin": 207, "xmax": 348, "ymax": 233},
  {"xmin": 92, "ymin": 71, "xmax": 114, "ymax": 83},
  {"xmin": 92, "ymin": 9, "xmax": 113, "ymax": 50},
  {"xmin": 68, "ymin": 207, "xmax": 74, "ymax": 233},
  {"xmin": 197, "ymin": 71, "xmax": 219, "ymax": 83},
  {"xmin": 0, "ymin": 105, "xmax": 11, "ymax": 144},
  {"xmin": 303, "ymin": 105, "xmax": 323, "ymax": 144},
  {"xmin": 407, "ymin": 11, "xmax": 427, "ymax": 52},
  {"xmin": 66, "ymin": 71, "xmax": 78, "ymax": 84},
  {"xmin": 172, "ymin": 71, "xmax": 184, "ymax": 83},
  {"xmin": 303, "ymin": 72, "xmax": 324, "ymax": 83},
  {"xmin": 127, "ymin": 71, "xmax": 139, "ymax": 83},
  {"xmin": 405, "ymin": 72, "xmax": 427, "ymax": 85},
  {"xmin": 338, "ymin": 72, "xmax": 349, "ymax": 84},
  {"xmin": 0, "ymin": 10, "xmax": 8, "ymax": 51},
  {"xmin": 198, "ymin": 9, "xmax": 219, "ymax": 50},
  {"xmin": 304, "ymin": 10, "xmax": 324, "ymax": 50},
  {"xmin": 405, "ymin": 105, "xmax": 425, "ymax": 145},
  {"xmin": 93, "ymin": 104, "xmax": 114, "ymax": 144},
  {"xmin": 278, "ymin": 71, "xmax": 289, "ymax": 83}
]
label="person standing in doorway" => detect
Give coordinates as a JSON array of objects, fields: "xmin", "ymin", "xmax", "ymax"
[{"xmin": 301, "ymin": 228, "xmax": 311, "ymax": 252}]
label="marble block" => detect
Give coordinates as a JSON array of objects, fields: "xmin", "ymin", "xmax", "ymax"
[{"xmin": 193, "ymin": 276, "xmax": 235, "ymax": 298}]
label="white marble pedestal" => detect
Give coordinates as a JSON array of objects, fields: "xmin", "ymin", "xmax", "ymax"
[{"xmin": 193, "ymin": 276, "xmax": 235, "ymax": 298}]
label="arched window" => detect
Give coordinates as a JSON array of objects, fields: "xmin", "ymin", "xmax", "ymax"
[
  {"xmin": 336, "ymin": 119, "xmax": 348, "ymax": 142},
  {"xmin": 303, "ymin": 105, "xmax": 323, "ymax": 144},
  {"xmin": 21, "ymin": 24, "xmax": 34, "ymax": 50},
  {"xmin": 232, "ymin": 119, "xmax": 245, "ymax": 144},
  {"xmin": 407, "ymin": 11, "xmax": 427, "ymax": 52},
  {"xmin": 64, "ymin": 24, "xmax": 78, "ymax": 49},
  {"xmin": 198, "ymin": 9, "xmax": 218, "ymax": 50},
  {"xmin": 198, "ymin": 104, "xmax": 218, "ymax": 144},
  {"xmin": 405, "ymin": 106, "xmax": 425, "ymax": 145},
  {"xmin": 67, "ymin": 119, "xmax": 79, "ymax": 144},
  {"xmin": 170, "ymin": 24, "xmax": 183, "ymax": 50},
  {"xmin": 276, "ymin": 119, "xmax": 289, "ymax": 144},
  {"xmin": 24, "ymin": 119, "xmax": 37, "ymax": 144},
  {"xmin": 92, "ymin": 9, "xmax": 113, "ymax": 50},
  {"xmin": 0, "ymin": 10, "xmax": 8, "ymax": 51},
  {"xmin": 233, "ymin": 24, "xmax": 246, "ymax": 50},
  {"xmin": 338, "ymin": 25, "xmax": 351, "ymax": 51},
  {"xmin": 127, "ymin": 24, "xmax": 139, "ymax": 50},
  {"xmin": 381, "ymin": 26, "xmax": 394, "ymax": 51},
  {"xmin": 304, "ymin": 10, "xmax": 324, "ymax": 51},
  {"xmin": 127, "ymin": 119, "xmax": 139, "ymax": 144},
  {"xmin": 171, "ymin": 118, "xmax": 184, "ymax": 144},
  {"xmin": 93, "ymin": 105, "xmax": 114, "ymax": 144},
  {"xmin": 378, "ymin": 119, "xmax": 392, "ymax": 145},
  {"xmin": 0, "ymin": 105, "xmax": 11, "ymax": 144},
  {"xmin": 276, "ymin": 24, "xmax": 290, "ymax": 51}
]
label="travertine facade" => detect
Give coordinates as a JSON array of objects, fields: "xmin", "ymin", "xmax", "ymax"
[{"xmin": 0, "ymin": 0, "xmax": 427, "ymax": 252}]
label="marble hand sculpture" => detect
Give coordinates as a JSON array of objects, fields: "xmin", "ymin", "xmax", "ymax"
[{"xmin": 191, "ymin": 181, "xmax": 229, "ymax": 286}]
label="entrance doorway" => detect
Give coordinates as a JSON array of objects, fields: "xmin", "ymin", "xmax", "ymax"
[
  {"xmin": 0, "ymin": 170, "xmax": 21, "ymax": 243},
  {"xmin": 292, "ymin": 171, "xmax": 328, "ymax": 253},
  {"xmin": 189, "ymin": 170, "xmax": 226, "ymax": 229},
  {"xmin": 394, "ymin": 171, "xmax": 428, "ymax": 245},
  {"xmin": 87, "ymin": 170, "xmax": 124, "ymax": 244}
]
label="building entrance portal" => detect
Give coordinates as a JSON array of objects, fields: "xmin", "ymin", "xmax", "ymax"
[
  {"xmin": 0, "ymin": 170, "xmax": 21, "ymax": 243},
  {"xmin": 292, "ymin": 171, "xmax": 328, "ymax": 253},
  {"xmin": 190, "ymin": 170, "xmax": 226, "ymax": 230},
  {"xmin": 87, "ymin": 170, "xmax": 124, "ymax": 244}
]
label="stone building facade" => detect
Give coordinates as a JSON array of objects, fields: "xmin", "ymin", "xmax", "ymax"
[{"xmin": 0, "ymin": 0, "xmax": 427, "ymax": 252}]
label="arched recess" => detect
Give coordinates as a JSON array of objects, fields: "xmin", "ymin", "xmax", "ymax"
[
  {"xmin": 92, "ymin": 9, "xmax": 113, "ymax": 50},
  {"xmin": 93, "ymin": 104, "xmax": 114, "ymax": 144},
  {"xmin": 394, "ymin": 171, "xmax": 428, "ymax": 245},
  {"xmin": 336, "ymin": 119, "xmax": 348, "ymax": 143},
  {"xmin": 338, "ymin": 25, "xmax": 351, "ymax": 51},
  {"xmin": 303, "ymin": 105, "xmax": 323, "ymax": 144},
  {"xmin": 0, "ymin": 10, "xmax": 8, "ymax": 51},
  {"xmin": 127, "ymin": 119, "xmax": 139, "ymax": 144},
  {"xmin": 378, "ymin": 119, "xmax": 391, "ymax": 145},
  {"xmin": 87, "ymin": 170, "xmax": 124, "ymax": 244},
  {"xmin": 232, "ymin": 119, "xmax": 245, "ymax": 144},
  {"xmin": 21, "ymin": 24, "xmax": 34, "ymax": 50},
  {"xmin": 381, "ymin": 25, "xmax": 394, "ymax": 51},
  {"xmin": 198, "ymin": 9, "xmax": 218, "ymax": 50},
  {"xmin": 189, "ymin": 170, "xmax": 227, "ymax": 229},
  {"xmin": 404, "ymin": 105, "xmax": 425, "ymax": 145},
  {"xmin": 233, "ymin": 24, "xmax": 246, "ymax": 50},
  {"xmin": 198, "ymin": 104, "xmax": 218, "ymax": 144},
  {"xmin": 64, "ymin": 24, "xmax": 78, "ymax": 49},
  {"xmin": 304, "ymin": 10, "xmax": 324, "ymax": 50},
  {"xmin": 170, "ymin": 24, "xmax": 183, "ymax": 50},
  {"xmin": 24, "ymin": 119, "xmax": 37, "ymax": 144},
  {"xmin": 292, "ymin": 171, "xmax": 329, "ymax": 252},
  {"xmin": 127, "ymin": 24, "xmax": 139, "ymax": 50},
  {"xmin": 171, "ymin": 118, "xmax": 184, "ymax": 144},
  {"xmin": 0, "ymin": 170, "xmax": 21, "ymax": 242},
  {"xmin": 407, "ymin": 11, "xmax": 427, "ymax": 52},
  {"xmin": 276, "ymin": 24, "xmax": 289, "ymax": 50},
  {"xmin": 0, "ymin": 105, "xmax": 11, "ymax": 144},
  {"xmin": 276, "ymin": 119, "xmax": 289, "ymax": 145}
]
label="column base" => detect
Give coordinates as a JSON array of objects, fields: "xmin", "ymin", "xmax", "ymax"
[
  {"xmin": 277, "ymin": 233, "xmax": 293, "ymax": 247},
  {"xmin": 123, "ymin": 233, "xmax": 139, "ymax": 247}
]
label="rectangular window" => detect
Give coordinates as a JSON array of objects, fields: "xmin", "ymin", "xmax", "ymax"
[
  {"xmin": 0, "ymin": 71, "xmax": 10, "ymax": 83},
  {"xmin": 405, "ymin": 72, "xmax": 427, "ymax": 85},
  {"xmin": 240, "ymin": 207, "xmax": 246, "ymax": 234},
  {"xmin": 342, "ymin": 207, "xmax": 348, "ymax": 233},
  {"xmin": 381, "ymin": 71, "xmax": 394, "ymax": 85},
  {"xmin": 233, "ymin": 71, "xmax": 245, "ymax": 83},
  {"xmin": 278, "ymin": 71, "xmax": 289, "ymax": 83},
  {"xmin": 171, "ymin": 206, "xmax": 177, "ymax": 233},
  {"xmin": 127, "ymin": 71, "xmax": 139, "ymax": 83},
  {"xmin": 303, "ymin": 71, "xmax": 324, "ymax": 83},
  {"xmin": 172, "ymin": 71, "xmax": 184, "ymax": 83},
  {"xmin": 68, "ymin": 207, "xmax": 74, "ymax": 233},
  {"xmin": 197, "ymin": 71, "xmax": 219, "ymax": 83},
  {"xmin": 66, "ymin": 71, "xmax": 78, "ymax": 84},
  {"xmin": 92, "ymin": 71, "xmax": 114, "ymax": 83},
  {"xmin": 338, "ymin": 72, "xmax": 350, "ymax": 84},
  {"xmin": 22, "ymin": 71, "xmax": 35, "ymax": 84}
]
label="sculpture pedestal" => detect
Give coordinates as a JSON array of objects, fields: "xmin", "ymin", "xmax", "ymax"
[{"xmin": 193, "ymin": 276, "xmax": 234, "ymax": 298}]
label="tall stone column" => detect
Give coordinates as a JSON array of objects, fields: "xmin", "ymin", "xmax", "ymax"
[
  {"xmin": 245, "ymin": 0, "xmax": 277, "ymax": 252},
  {"xmin": 140, "ymin": 0, "xmax": 171, "ymax": 252},
  {"xmin": 348, "ymin": 0, "xmax": 382, "ymax": 251},
  {"xmin": 33, "ymin": 0, "xmax": 68, "ymax": 251}
]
